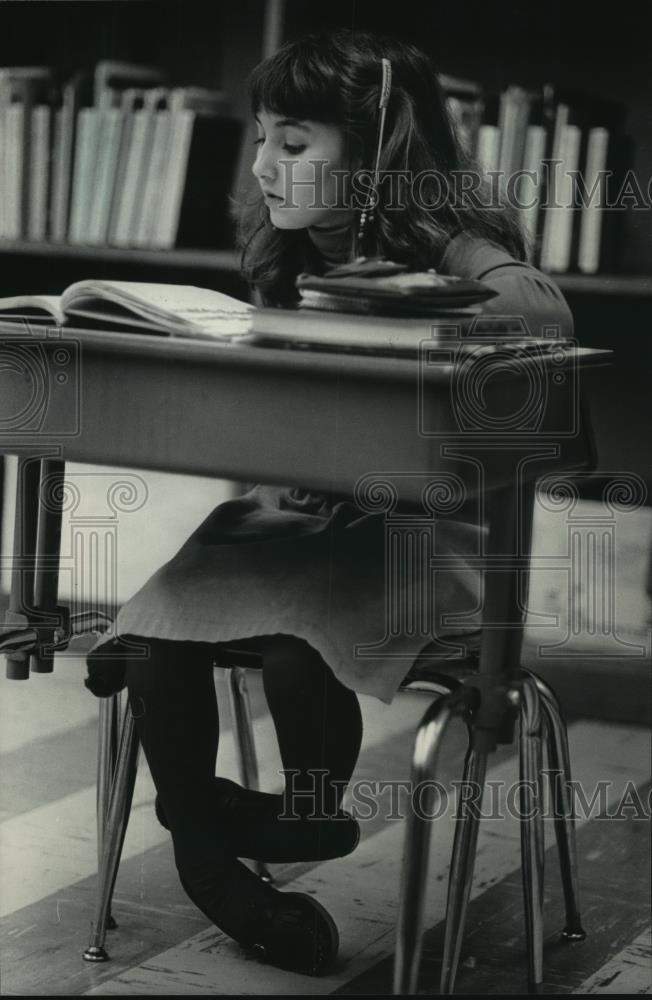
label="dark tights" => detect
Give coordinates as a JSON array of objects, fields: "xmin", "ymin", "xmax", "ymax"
[{"xmin": 124, "ymin": 635, "xmax": 362, "ymax": 938}]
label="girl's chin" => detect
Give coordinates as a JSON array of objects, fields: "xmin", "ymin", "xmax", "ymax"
[{"xmin": 267, "ymin": 207, "xmax": 344, "ymax": 230}]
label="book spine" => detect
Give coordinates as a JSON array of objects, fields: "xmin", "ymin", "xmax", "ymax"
[
  {"xmin": 133, "ymin": 108, "xmax": 173, "ymax": 246},
  {"xmin": 476, "ymin": 124, "xmax": 501, "ymax": 174},
  {"xmin": 121, "ymin": 100, "xmax": 162, "ymax": 246},
  {"xmin": 151, "ymin": 109, "xmax": 194, "ymax": 249},
  {"xmin": 578, "ymin": 127, "xmax": 610, "ymax": 274},
  {"xmin": 539, "ymin": 101, "xmax": 570, "ymax": 271},
  {"xmin": 547, "ymin": 124, "xmax": 582, "ymax": 273},
  {"xmin": 27, "ymin": 104, "xmax": 51, "ymax": 240},
  {"xmin": 518, "ymin": 124, "xmax": 547, "ymax": 263},
  {"xmin": 86, "ymin": 107, "xmax": 124, "ymax": 245},
  {"xmin": 498, "ymin": 86, "xmax": 532, "ymax": 181},
  {"xmin": 108, "ymin": 109, "xmax": 148, "ymax": 246},
  {"xmin": 4, "ymin": 104, "xmax": 24, "ymax": 240},
  {"xmin": 68, "ymin": 107, "xmax": 99, "ymax": 244}
]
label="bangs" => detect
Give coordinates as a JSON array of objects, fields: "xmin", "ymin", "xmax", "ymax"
[{"xmin": 249, "ymin": 41, "xmax": 343, "ymax": 123}]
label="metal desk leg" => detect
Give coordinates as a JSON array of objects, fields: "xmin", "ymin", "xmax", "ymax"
[
  {"xmin": 226, "ymin": 666, "xmax": 273, "ymax": 883},
  {"xmin": 531, "ymin": 672, "xmax": 586, "ymax": 943},
  {"xmin": 31, "ymin": 458, "xmax": 65, "ymax": 673},
  {"xmin": 393, "ymin": 684, "xmax": 478, "ymax": 995},
  {"xmin": 519, "ymin": 676, "xmax": 546, "ymax": 993},
  {"xmin": 96, "ymin": 693, "xmax": 121, "ymax": 932},
  {"xmin": 83, "ymin": 704, "xmax": 139, "ymax": 962},
  {"xmin": 5, "ymin": 456, "xmax": 41, "ymax": 679},
  {"xmin": 439, "ymin": 742, "xmax": 488, "ymax": 994}
]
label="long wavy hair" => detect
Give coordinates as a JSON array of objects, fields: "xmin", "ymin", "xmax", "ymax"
[{"xmin": 238, "ymin": 29, "xmax": 526, "ymax": 306}]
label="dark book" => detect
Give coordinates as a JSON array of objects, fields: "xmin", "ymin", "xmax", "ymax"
[
  {"xmin": 439, "ymin": 74, "xmax": 485, "ymax": 158},
  {"xmin": 168, "ymin": 115, "xmax": 244, "ymax": 249}
]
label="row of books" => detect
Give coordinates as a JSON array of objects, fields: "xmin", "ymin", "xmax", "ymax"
[
  {"xmin": 440, "ymin": 75, "xmax": 629, "ymax": 275},
  {"xmin": 0, "ymin": 62, "xmax": 243, "ymax": 249}
]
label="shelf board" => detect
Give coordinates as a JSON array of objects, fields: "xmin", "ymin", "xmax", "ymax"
[
  {"xmin": 1, "ymin": 242, "xmax": 651, "ymax": 297},
  {"xmin": 552, "ymin": 273, "xmax": 652, "ymax": 297},
  {"xmin": 0, "ymin": 240, "xmax": 241, "ymax": 272}
]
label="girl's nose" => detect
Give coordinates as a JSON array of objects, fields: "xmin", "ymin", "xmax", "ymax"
[{"xmin": 251, "ymin": 142, "xmax": 276, "ymax": 183}]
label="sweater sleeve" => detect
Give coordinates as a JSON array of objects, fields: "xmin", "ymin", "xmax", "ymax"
[{"xmin": 439, "ymin": 234, "xmax": 574, "ymax": 338}]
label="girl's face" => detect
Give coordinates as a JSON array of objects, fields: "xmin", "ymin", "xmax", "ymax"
[{"xmin": 252, "ymin": 108, "xmax": 354, "ymax": 229}]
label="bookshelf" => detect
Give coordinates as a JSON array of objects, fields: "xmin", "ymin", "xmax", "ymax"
[{"xmin": 1, "ymin": 0, "xmax": 651, "ymax": 288}]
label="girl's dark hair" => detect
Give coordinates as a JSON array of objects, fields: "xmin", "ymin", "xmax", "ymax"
[{"xmin": 238, "ymin": 29, "xmax": 527, "ymax": 305}]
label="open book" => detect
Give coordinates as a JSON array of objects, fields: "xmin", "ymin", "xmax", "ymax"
[{"xmin": 0, "ymin": 280, "xmax": 255, "ymax": 339}]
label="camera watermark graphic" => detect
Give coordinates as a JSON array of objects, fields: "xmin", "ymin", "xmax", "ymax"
[
  {"xmin": 416, "ymin": 321, "xmax": 579, "ymax": 440},
  {"xmin": 0, "ymin": 325, "xmax": 81, "ymax": 439}
]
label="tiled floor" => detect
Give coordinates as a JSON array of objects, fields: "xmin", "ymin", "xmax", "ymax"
[{"xmin": 1, "ymin": 655, "xmax": 650, "ymax": 995}]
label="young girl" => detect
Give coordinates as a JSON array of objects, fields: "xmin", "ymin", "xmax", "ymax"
[{"xmin": 86, "ymin": 29, "xmax": 574, "ymax": 976}]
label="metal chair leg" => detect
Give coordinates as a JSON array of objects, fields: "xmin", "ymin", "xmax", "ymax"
[
  {"xmin": 225, "ymin": 666, "xmax": 273, "ymax": 883},
  {"xmin": 529, "ymin": 671, "xmax": 586, "ymax": 943},
  {"xmin": 96, "ymin": 694, "xmax": 120, "ymax": 931},
  {"xmin": 83, "ymin": 700, "xmax": 139, "ymax": 962},
  {"xmin": 519, "ymin": 676, "xmax": 546, "ymax": 993},
  {"xmin": 393, "ymin": 684, "xmax": 476, "ymax": 995},
  {"xmin": 439, "ymin": 736, "xmax": 487, "ymax": 994}
]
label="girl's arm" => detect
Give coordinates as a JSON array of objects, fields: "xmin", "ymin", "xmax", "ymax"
[{"xmin": 439, "ymin": 233, "xmax": 575, "ymax": 339}]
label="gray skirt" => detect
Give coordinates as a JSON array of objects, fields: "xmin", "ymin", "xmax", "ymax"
[{"xmin": 86, "ymin": 484, "xmax": 483, "ymax": 703}]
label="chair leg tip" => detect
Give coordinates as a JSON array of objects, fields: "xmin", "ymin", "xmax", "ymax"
[
  {"xmin": 83, "ymin": 945, "xmax": 110, "ymax": 963},
  {"xmin": 562, "ymin": 925, "xmax": 587, "ymax": 943}
]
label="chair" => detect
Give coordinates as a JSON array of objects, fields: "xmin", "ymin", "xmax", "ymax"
[{"xmin": 80, "ymin": 630, "xmax": 585, "ymax": 994}]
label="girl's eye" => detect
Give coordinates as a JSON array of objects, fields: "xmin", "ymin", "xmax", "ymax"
[
  {"xmin": 283, "ymin": 143, "xmax": 306, "ymax": 155},
  {"xmin": 253, "ymin": 137, "xmax": 264, "ymax": 146}
]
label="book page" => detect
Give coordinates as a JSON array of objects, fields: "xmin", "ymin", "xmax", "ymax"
[
  {"xmin": 0, "ymin": 294, "xmax": 65, "ymax": 325},
  {"xmin": 61, "ymin": 281, "xmax": 254, "ymax": 337}
]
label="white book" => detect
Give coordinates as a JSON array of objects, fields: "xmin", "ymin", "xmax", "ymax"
[
  {"xmin": 152, "ymin": 108, "xmax": 195, "ymax": 249},
  {"xmin": 547, "ymin": 124, "xmax": 581, "ymax": 273},
  {"xmin": 86, "ymin": 106, "xmax": 125, "ymax": 245},
  {"xmin": 497, "ymin": 85, "xmax": 532, "ymax": 180},
  {"xmin": 50, "ymin": 78, "xmax": 81, "ymax": 243},
  {"xmin": 476, "ymin": 124, "xmax": 501, "ymax": 174},
  {"xmin": 68, "ymin": 107, "xmax": 101, "ymax": 244},
  {"xmin": 133, "ymin": 106, "xmax": 173, "ymax": 246},
  {"xmin": 27, "ymin": 104, "xmax": 51, "ymax": 240},
  {"xmin": 578, "ymin": 127, "xmax": 609, "ymax": 274},
  {"xmin": 109, "ymin": 87, "xmax": 168, "ymax": 247},
  {"xmin": 519, "ymin": 124, "xmax": 547, "ymax": 260},
  {"xmin": 539, "ymin": 102, "xmax": 570, "ymax": 271},
  {"xmin": 4, "ymin": 104, "xmax": 24, "ymax": 240}
]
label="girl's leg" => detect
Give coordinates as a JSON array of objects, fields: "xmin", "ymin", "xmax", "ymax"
[
  {"xmin": 262, "ymin": 635, "xmax": 363, "ymax": 818},
  {"xmin": 124, "ymin": 635, "xmax": 338, "ymax": 973},
  {"xmin": 214, "ymin": 634, "xmax": 362, "ymax": 862}
]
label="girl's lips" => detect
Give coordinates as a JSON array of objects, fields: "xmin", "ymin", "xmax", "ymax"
[{"xmin": 262, "ymin": 191, "xmax": 283, "ymax": 202}]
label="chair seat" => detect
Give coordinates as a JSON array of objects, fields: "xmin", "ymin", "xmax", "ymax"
[{"xmin": 400, "ymin": 633, "xmax": 482, "ymax": 692}]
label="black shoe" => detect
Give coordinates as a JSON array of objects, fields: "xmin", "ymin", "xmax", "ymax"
[
  {"xmin": 247, "ymin": 891, "xmax": 339, "ymax": 976},
  {"xmin": 176, "ymin": 857, "xmax": 339, "ymax": 976},
  {"xmin": 155, "ymin": 777, "xmax": 360, "ymax": 863}
]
